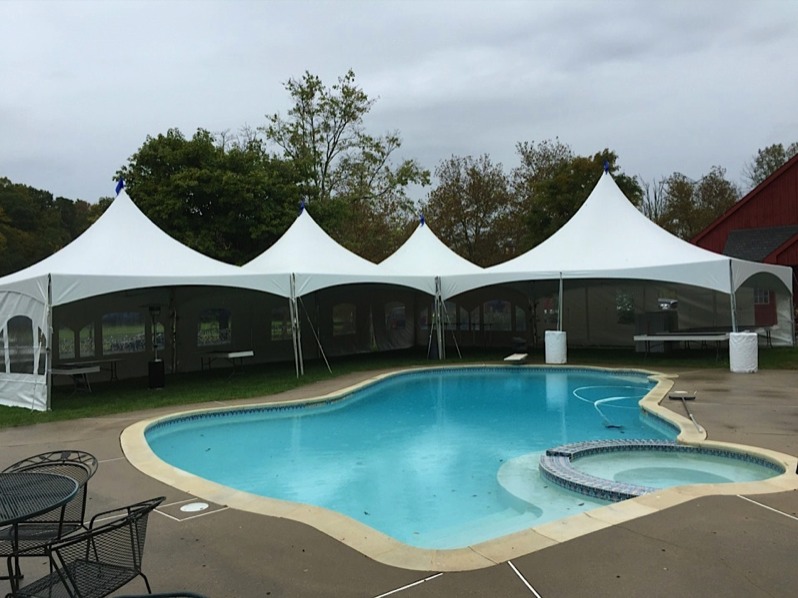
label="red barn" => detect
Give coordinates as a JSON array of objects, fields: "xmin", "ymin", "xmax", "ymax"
[{"xmin": 693, "ymin": 154, "xmax": 798, "ymax": 324}]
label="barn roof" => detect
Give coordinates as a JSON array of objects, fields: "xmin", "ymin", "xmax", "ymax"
[{"xmin": 724, "ymin": 225, "xmax": 798, "ymax": 261}]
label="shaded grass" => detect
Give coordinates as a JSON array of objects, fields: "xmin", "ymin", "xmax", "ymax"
[{"xmin": 1, "ymin": 345, "xmax": 796, "ymax": 429}]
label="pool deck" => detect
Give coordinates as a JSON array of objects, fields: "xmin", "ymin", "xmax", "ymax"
[{"xmin": 2, "ymin": 364, "xmax": 798, "ymax": 597}]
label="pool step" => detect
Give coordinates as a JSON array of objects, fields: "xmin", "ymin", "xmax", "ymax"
[
  {"xmin": 412, "ymin": 506, "xmax": 542, "ymax": 549},
  {"xmin": 540, "ymin": 440, "xmax": 677, "ymax": 502}
]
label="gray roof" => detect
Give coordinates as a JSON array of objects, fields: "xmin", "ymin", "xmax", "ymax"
[{"xmin": 723, "ymin": 225, "xmax": 798, "ymax": 261}]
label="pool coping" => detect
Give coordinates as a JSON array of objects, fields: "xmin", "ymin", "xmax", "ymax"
[{"xmin": 120, "ymin": 364, "xmax": 798, "ymax": 572}]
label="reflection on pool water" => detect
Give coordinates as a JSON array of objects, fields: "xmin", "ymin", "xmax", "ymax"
[{"xmin": 145, "ymin": 367, "xmax": 780, "ymax": 550}]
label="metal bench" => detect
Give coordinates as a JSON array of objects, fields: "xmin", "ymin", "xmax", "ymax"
[
  {"xmin": 633, "ymin": 333, "xmax": 730, "ymax": 358},
  {"xmin": 51, "ymin": 365, "xmax": 101, "ymax": 392},
  {"xmin": 200, "ymin": 350, "xmax": 254, "ymax": 373}
]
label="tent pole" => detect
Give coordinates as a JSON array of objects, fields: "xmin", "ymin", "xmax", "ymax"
[
  {"xmin": 435, "ymin": 276, "xmax": 445, "ymax": 360},
  {"xmin": 169, "ymin": 288, "xmax": 177, "ymax": 375},
  {"xmin": 45, "ymin": 274, "xmax": 53, "ymax": 411},
  {"xmin": 289, "ymin": 275, "xmax": 300, "ymax": 378},
  {"xmin": 584, "ymin": 286, "xmax": 590, "ymax": 342},
  {"xmin": 426, "ymin": 315, "xmax": 434, "ymax": 358},
  {"xmin": 528, "ymin": 282, "xmax": 537, "ymax": 347},
  {"xmin": 557, "ymin": 273, "xmax": 564, "ymax": 332},
  {"xmin": 369, "ymin": 305, "xmax": 376, "ymax": 351},
  {"xmin": 299, "ymin": 295, "xmax": 330, "ymax": 373},
  {"xmin": 296, "ymin": 296, "xmax": 304, "ymax": 376},
  {"xmin": 728, "ymin": 260, "xmax": 738, "ymax": 332},
  {"xmin": 443, "ymin": 301, "xmax": 462, "ymax": 358}
]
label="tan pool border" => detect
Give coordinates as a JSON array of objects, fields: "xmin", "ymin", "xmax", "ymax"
[{"xmin": 121, "ymin": 365, "xmax": 798, "ymax": 572}]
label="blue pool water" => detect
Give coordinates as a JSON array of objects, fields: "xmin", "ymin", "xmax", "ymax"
[{"xmin": 144, "ymin": 367, "xmax": 769, "ymax": 549}]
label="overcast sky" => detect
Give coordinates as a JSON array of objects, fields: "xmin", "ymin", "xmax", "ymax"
[{"xmin": 2, "ymin": 0, "xmax": 797, "ymax": 203}]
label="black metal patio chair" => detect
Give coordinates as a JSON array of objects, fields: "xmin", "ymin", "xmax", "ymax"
[
  {"xmin": 0, "ymin": 450, "xmax": 99, "ymax": 586},
  {"xmin": 7, "ymin": 496, "xmax": 165, "ymax": 598}
]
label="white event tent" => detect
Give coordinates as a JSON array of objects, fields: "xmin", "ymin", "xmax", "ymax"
[
  {"xmin": 0, "ymin": 189, "xmax": 270, "ymax": 411},
  {"xmin": 379, "ymin": 217, "xmax": 484, "ymax": 357},
  {"xmin": 442, "ymin": 171, "xmax": 794, "ymax": 346},
  {"xmin": 2, "ymin": 171, "xmax": 793, "ymax": 412},
  {"xmin": 242, "ymin": 206, "xmax": 431, "ymax": 374}
]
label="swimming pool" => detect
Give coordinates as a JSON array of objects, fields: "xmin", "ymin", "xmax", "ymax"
[
  {"xmin": 145, "ymin": 367, "xmax": 689, "ymax": 549},
  {"xmin": 143, "ymin": 366, "xmax": 789, "ymax": 549},
  {"xmin": 128, "ymin": 365, "xmax": 794, "ymax": 569}
]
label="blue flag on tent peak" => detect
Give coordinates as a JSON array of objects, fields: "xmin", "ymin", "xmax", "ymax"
[{"xmin": 115, "ymin": 178, "xmax": 125, "ymax": 195}]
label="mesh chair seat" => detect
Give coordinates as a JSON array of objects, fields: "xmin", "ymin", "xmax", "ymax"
[
  {"xmin": 0, "ymin": 521, "xmax": 84, "ymax": 548},
  {"xmin": 12, "ymin": 560, "xmax": 136, "ymax": 598}
]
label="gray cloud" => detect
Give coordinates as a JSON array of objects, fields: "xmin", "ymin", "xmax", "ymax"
[{"xmin": 1, "ymin": 0, "xmax": 797, "ymax": 202}]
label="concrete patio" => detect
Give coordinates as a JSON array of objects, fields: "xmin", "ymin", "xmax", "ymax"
[{"xmin": 2, "ymin": 365, "xmax": 797, "ymax": 597}]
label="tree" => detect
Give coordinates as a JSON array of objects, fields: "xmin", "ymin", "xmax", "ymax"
[
  {"xmin": 421, "ymin": 155, "xmax": 516, "ymax": 266},
  {"xmin": 0, "ymin": 177, "xmax": 95, "ymax": 275},
  {"xmin": 262, "ymin": 70, "xmax": 429, "ymax": 259},
  {"xmin": 640, "ymin": 177, "xmax": 668, "ymax": 225},
  {"xmin": 657, "ymin": 166, "xmax": 740, "ymax": 240},
  {"xmin": 513, "ymin": 138, "xmax": 574, "ymax": 191},
  {"xmin": 116, "ymin": 128, "xmax": 300, "ymax": 264},
  {"xmin": 54, "ymin": 196, "xmax": 96, "ymax": 239},
  {"xmin": 743, "ymin": 142, "xmax": 798, "ymax": 189},
  {"xmin": 514, "ymin": 145, "xmax": 642, "ymax": 250}
]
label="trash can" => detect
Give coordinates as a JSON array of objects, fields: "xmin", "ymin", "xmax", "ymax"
[{"xmin": 148, "ymin": 359, "xmax": 165, "ymax": 389}]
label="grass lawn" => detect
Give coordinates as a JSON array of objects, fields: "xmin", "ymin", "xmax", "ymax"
[{"xmin": 1, "ymin": 345, "xmax": 796, "ymax": 429}]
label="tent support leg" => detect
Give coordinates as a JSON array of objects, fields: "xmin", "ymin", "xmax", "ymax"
[{"xmin": 299, "ymin": 295, "xmax": 330, "ymax": 374}]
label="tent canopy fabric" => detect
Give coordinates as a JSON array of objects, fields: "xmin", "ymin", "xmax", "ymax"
[
  {"xmin": 0, "ymin": 190, "xmax": 270, "ymax": 306},
  {"xmin": 443, "ymin": 172, "xmax": 793, "ymax": 299},
  {"xmin": 242, "ymin": 206, "xmax": 430, "ymax": 297},
  {"xmin": 379, "ymin": 219, "xmax": 483, "ymax": 296}
]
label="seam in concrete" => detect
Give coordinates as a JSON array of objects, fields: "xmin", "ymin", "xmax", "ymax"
[
  {"xmin": 737, "ymin": 495, "xmax": 798, "ymax": 521},
  {"xmin": 508, "ymin": 561, "xmax": 543, "ymax": 596},
  {"xmin": 372, "ymin": 573, "xmax": 444, "ymax": 597}
]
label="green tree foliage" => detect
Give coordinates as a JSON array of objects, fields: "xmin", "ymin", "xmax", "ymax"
[
  {"xmin": 421, "ymin": 155, "xmax": 516, "ymax": 266},
  {"xmin": 262, "ymin": 70, "xmax": 430, "ymax": 260},
  {"xmin": 116, "ymin": 128, "xmax": 300, "ymax": 264},
  {"xmin": 656, "ymin": 166, "xmax": 740, "ymax": 240},
  {"xmin": 0, "ymin": 178, "xmax": 96, "ymax": 276},
  {"xmin": 513, "ymin": 144, "xmax": 642, "ymax": 250},
  {"xmin": 743, "ymin": 142, "xmax": 798, "ymax": 189},
  {"xmin": 513, "ymin": 138, "xmax": 574, "ymax": 191}
]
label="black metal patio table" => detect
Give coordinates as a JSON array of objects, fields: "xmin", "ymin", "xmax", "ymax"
[{"xmin": 0, "ymin": 472, "xmax": 79, "ymax": 594}]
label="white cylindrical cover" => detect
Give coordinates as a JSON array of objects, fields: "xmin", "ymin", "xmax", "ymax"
[
  {"xmin": 729, "ymin": 332, "xmax": 758, "ymax": 373},
  {"xmin": 545, "ymin": 330, "xmax": 567, "ymax": 364}
]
